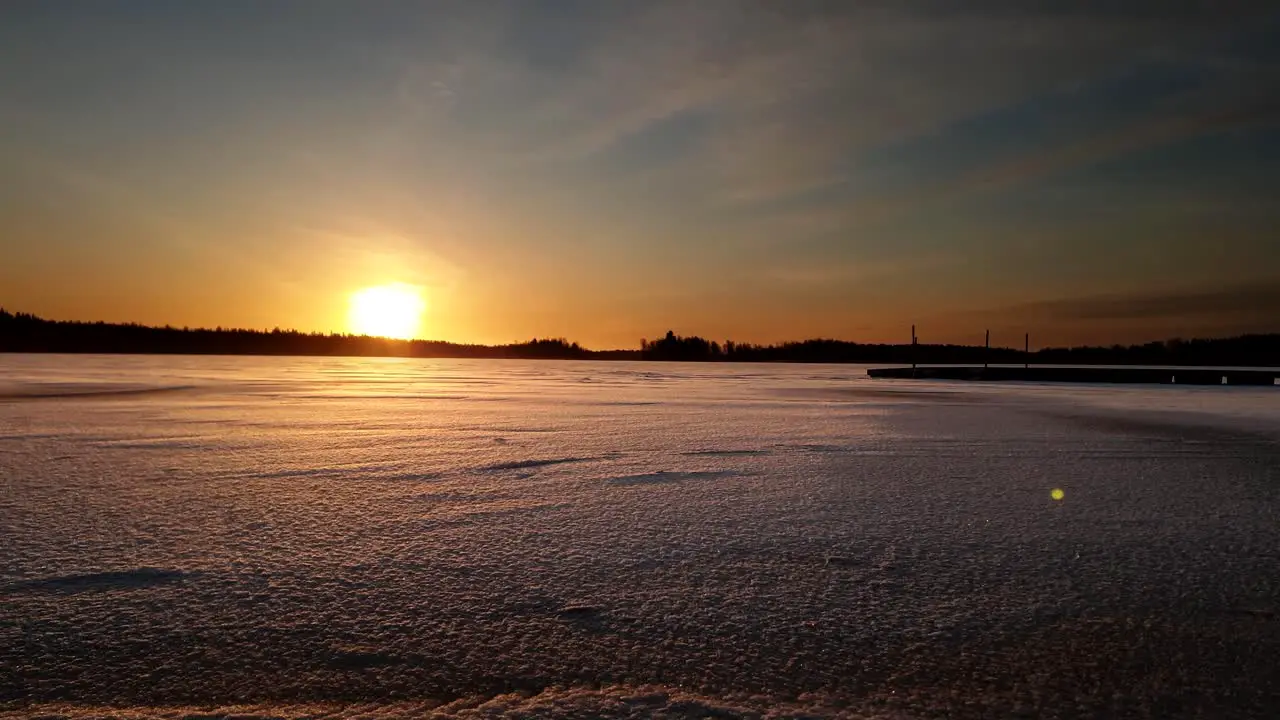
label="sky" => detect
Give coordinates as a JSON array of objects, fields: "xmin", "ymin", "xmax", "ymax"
[{"xmin": 2, "ymin": 1, "xmax": 1279, "ymax": 349}]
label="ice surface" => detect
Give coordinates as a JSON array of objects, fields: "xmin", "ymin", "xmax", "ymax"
[{"xmin": 1, "ymin": 355, "xmax": 1278, "ymax": 718}]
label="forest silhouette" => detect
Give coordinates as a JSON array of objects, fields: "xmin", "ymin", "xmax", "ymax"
[{"xmin": 2, "ymin": 309, "xmax": 1278, "ymax": 367}]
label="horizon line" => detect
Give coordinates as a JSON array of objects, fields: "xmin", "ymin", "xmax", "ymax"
[{"xmin": 3, "ymin": 308, "xmax": 1276, "ymax": 354}]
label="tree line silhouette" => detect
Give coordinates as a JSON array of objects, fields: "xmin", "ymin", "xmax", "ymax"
[
  {"xmin": 3, "ymin": 309, "xmax": 1279, "ymax": 366},
  {"xmin": 0, "ymin": 310, "xmax": 611, "ymax": 360},
  {"xmin": 640, "ymin": 329, "xmax": 1280, "ymax": 366}
]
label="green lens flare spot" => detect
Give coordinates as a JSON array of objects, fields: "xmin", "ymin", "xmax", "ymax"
[{"xmin": 1051, "ymin": 488, "xmax": 1065, "ymax": 501}]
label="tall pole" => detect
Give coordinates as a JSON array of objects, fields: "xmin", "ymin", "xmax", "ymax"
[
  {"xmin": 911, "ymin": 324, "xmax": 917, "ymax": 369},
  {"xmin": 1025, "ymin": 332, "xmax": 1030, "ymax": 369},
  {"xmin": 984, "ymin": 329, "xmax": 990, "ymax": 368}
]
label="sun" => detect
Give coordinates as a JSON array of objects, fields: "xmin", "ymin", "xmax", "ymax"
[{"xmin": 348, "ymin": 283, "xmax": 426, "ymax": 340}]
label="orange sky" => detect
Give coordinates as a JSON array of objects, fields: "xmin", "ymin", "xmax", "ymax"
[{"xmin": 2, "ymin": 3, "xmax": 1278, "ymax": 349}]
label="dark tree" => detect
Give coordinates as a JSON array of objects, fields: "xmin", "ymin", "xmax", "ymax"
[{"xmin": 2, "ymin": 310, "xmax": 1277, "ymax": 366}]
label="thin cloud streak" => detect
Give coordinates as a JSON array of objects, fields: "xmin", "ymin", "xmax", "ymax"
[
  {"xmin": 1003, "ymin": 282, "xmax": 1280, "ymax": 324},
  {"xmin": 1, "ymin": 2, "xmax": 1277, "ymax": 344}
]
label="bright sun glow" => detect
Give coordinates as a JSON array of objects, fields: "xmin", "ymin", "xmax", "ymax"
[{"xmin": 348, "ymin": 284, "xmax": 427, "ymax": 340}]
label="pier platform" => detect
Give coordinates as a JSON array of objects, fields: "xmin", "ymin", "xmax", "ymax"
[{"xmin": 866, "ymin": 366, "xmax": 1279, "ymax": 386}]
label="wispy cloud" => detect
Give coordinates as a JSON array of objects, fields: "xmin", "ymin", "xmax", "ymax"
[
  {"xmin": 1003, "ymin": 281, "xmax": 1280, "ymax": 324},
  {"xmin": 2, "ymin": 1, "xmax": 1278, "ymax": 343},
  {"xmin": 375, "ymin": 1, "xmax": 1276, "ymax": 233}
]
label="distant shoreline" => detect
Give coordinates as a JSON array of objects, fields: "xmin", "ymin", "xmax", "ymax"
[
  {"xmin": 3, "ymin": 352, "xmax": 1279, "ymax": 376},
  {"xmin": 3, "ymin": 309, "xmax": 1279, "ymax": 367}
]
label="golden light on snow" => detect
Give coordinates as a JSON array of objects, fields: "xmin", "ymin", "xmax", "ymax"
[{"xmin": 348, "ymin": 284, "xmax": 427, "ymax": 340}]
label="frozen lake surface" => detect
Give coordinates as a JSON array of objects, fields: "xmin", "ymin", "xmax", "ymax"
[{"xmin": 1, "ymin": 355, "xmax": 1278, "ymax": 718}]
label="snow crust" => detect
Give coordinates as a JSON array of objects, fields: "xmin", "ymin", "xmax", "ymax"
[{"xmin": 2, "ymin": 355, "xmax": 1278, "ymax": 718}]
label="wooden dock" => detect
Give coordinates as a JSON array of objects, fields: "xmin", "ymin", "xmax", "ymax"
[{"xmin": 867, "ymin": 366, "xmax": 1280, "ymax": 386}]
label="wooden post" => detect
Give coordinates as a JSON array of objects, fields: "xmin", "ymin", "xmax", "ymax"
[
  {"xmin": 984, "ymin": 329, "xmax": 990, "ymax": 368},
  {"xmin": 1025, "ymin": 332, "xmax": 1029, "ymax": 369},
  {"xmin": 911, "ymin": 324, "xmax": 917, "ymax": 369}
]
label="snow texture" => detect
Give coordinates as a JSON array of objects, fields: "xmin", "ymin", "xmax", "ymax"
[{"xmin": 1, "ymin": 355, "xmax": 1279, "ymax": 719}]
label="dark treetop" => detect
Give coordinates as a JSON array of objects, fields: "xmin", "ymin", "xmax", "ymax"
[{"xmin": 3, "ymin": 311, "xmax": 1279, "ymax": 367}]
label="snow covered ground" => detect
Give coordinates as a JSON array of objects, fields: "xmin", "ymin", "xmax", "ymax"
[{"xmin": 1, "ymin": 355, "xmax": 1277, "ymax": 719}]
